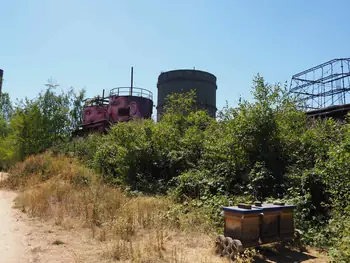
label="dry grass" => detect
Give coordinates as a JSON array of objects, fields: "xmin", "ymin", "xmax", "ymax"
[{"xmin": 3, "ymin": 152, "xmax": 241, "ymax": 263}]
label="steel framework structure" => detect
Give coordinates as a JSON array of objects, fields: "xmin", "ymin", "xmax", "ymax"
[{"xmin": 290, "ymin": 58, "xmax": 350, "ymax": 110}]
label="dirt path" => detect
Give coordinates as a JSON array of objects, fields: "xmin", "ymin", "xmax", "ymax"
[
  {"xmin": 0, "ymin": 189, "xmax": 103, "ymax": 263},
  {"xmin": 0, "ymin": 172, "xmax": 27, "ymax": 263},
  {"xmin": 0, "ymin": 173, "xmax": 110, "ymax": 263},
  {"xmin": 0, "ymin": 190, "xmax": 28, "ymax": 263}
]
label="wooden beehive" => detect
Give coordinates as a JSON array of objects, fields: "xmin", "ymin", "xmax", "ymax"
[
  {"xmin": 253, "ymin": 204, "xmax": 283, "ymax": 243},
  {"xmin": 223, "ymin": 205, "xmax": 263, "ymax": 248},
  {"xmin": 279, "ymin": 205, "xmax": 296, "ymax": 240}
]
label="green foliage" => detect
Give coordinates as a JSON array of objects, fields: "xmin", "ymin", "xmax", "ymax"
[
  {"xmin": 52, "ymin": 134, "xmax": 100, "ymax": 168},
  {"xmin": 163, "ymin": 89, "xmax": 197, "ymax": 116},
  {"xmin": 2, "ymin": 74, "xmax": 350, "ymax": 261},
  {"xmin": 0, "ymin": 83, "xmax": 85, "ymax": 168},
  {"xmin": 0, "ymin": 92, "xmax": 14, "ymax": 121},
  {"xmin": 0, "ymin": 92, "xmax": 15, "ymax": 169},
  {"xmin": 171, "ymin": 169, "xmax": 226, "ymax": 201},
  {"xmin": 320, "ymin": 134, "xmax": 350, "ymax": 215},
  {"xmin": 248, "ymin": 162, "xmax": 275, "ymax": 201},
  {"xmin": 328, "ymin": 216, "xmax": 350, "ymax": 263},
  {"xmin": 82, "ymin": 76, "xmax": 349, "ymax": 261}
]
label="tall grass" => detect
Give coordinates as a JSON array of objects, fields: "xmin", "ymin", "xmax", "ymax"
[{"xmin": 5, "ymin": 152, "xmax": 238, "ymax": 263}]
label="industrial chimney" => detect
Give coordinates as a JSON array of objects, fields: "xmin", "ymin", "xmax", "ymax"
[{"xmin": 0, "ymin": 69, "xmax": 3, "ymax": 97}]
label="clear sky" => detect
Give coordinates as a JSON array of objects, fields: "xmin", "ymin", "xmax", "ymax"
[{"xmin": 1, "ymin": 0, "xmax": 349, "ymax": 110}]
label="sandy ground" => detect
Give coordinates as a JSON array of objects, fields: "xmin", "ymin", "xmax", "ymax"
[
  {"xmin": 0, "ymin": 172, "xmax": 330, "ymax": 263},
  {"xmin": 0, "ymin": 190, "xmax": 27, "ymax": 263},
  {"xmin": 0, "ymin": 172, "xmax": 109, "ymax": 263},
  {"xmin": 0, "ymin": 172, "xmax": 27, "ymax": 263}
]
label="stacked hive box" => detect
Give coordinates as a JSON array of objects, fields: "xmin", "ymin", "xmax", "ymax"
[
  {"xmin": 223, "ymin": 203, "xmax": 296, "ymax": 248},
  {"xmin": 279, "ymin": 205, "xmax": 296, "ymax": 240},
  {"xmin": 253, "ymin": 204, "xmax": 282, "ymax": 243},
  {"xmin": 223, "ymin": 205, "xmax": 263, "ymax": 247}
]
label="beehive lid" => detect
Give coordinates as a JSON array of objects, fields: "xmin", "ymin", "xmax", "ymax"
[
  {"xmin": 280, "ymin": 204, "xmax": 296, "ymax": 209},
  {"xmin": 223, "ymin": 205, "xmax": 263, "ymax": 214},
  {"xmin": 253, "ymin": 203, "xmax": 296, "ymax": 211}
]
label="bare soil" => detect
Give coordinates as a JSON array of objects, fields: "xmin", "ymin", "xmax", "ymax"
[
  {"xmin": 0, "ymin": 190, "xmax": 27, "ymax": 263},
  {"xmin": 254, "ymin": 246, "xmax": 329, "ymax": 263}
]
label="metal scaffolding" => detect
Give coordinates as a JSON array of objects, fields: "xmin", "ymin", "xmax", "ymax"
[{"xmin": 290, "ymin": 58, "xmax": 350, "ymax": 111}]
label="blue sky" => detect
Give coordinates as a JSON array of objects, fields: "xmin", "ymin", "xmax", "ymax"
[{"xmin": 1, "ymin": 0, "xmax": 349, "ymax": 110}]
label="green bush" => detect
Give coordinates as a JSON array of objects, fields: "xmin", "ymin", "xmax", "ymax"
[
  {"xmin": 170, "ymin": 169, "xmax": 226, "ymax": 201},
  {"xmin": 328, "ymin": 216, "xmax": 350, "ymax": 263},
  {"xmin": 3, "ymin": 74, "xmax": 350, "ymax": 261}
]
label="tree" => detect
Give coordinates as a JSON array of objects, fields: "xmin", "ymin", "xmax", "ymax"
[
  {"xmin": 69, "ymin": 88, "xmax": 86, "ymax": 129},
  {"xmin": 6, "ymin": 82, "xmax": 86, "ymax": 161},
  {"xmin": 0, "ymin": 92, "xmax": 13, "ymax": 121}
]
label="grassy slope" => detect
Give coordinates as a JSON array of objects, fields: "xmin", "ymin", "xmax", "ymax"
[
  {"xmin": 3, "ymin": 152, "xmax": 238, "ymax": 263},
  {"xmin": 2, "ymin": 152, "xmax": 329, "ymax": 263}
]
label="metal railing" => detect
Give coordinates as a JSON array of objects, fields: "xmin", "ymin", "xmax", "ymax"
[
  {"xmin": 83, "ymin": 96, "xmax": 109, "ymax": 106},
  {"xmin": 110, "ymin": 87, "xmax": 153, "ymax": 100}
]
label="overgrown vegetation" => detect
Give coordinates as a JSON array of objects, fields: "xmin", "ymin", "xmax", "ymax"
[
  {"xmin": 5, "ymin": 152, "xmax": 243, "ymax": 262},
  {"xmin": 0, "ymin": 83, "xmax": 85, "ymax": 169},
  {"xmin": 1, "ymin": 74, "xmax": 349, "ymax": 262}
]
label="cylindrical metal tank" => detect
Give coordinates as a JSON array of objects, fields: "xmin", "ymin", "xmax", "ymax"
[
  {"xmin": 82, "ymin": 104, "xmax": 108, "ymax": 126},
  {"xmin": 81, "ymin": 96, "xmax": 109, "ymax": 134},
  {"xmin": 156, "ymin": 69, "xmax": 217, "ymax": 120},
  {"xmin": 108, "ymin": 87, "xmax": 153, "ymax": 123}
]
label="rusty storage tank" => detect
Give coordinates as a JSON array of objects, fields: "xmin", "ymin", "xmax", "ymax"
[
  {"xmin": 108, "ymin": 87, "xmax": 153, "ymax": 123},
  {"xmin": 82, "ymin": 97, "xmax": 109, "ymax": 131},
  {"xmin": 74, "ymin": 95, "xmax": 110, "ymax": 136},
  {"xmin": 156, "ymin": 69, "xmax": 217, "ymax": 120},
  {"xmin": 73, "ymin": 87, "xmax": 153, "ymax": 137}
]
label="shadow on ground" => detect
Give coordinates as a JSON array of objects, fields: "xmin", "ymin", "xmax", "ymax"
[{"xmin": 255, "ymin": 247, "xmax": 319, "ymax": 263}]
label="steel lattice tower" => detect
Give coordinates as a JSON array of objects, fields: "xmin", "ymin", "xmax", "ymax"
[{"xmin": 290, "ymin": 58, "xmax": 350, "ymax": 111}]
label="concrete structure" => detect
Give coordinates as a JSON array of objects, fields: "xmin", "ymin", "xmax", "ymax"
[
  {"xmin": 306, "ymin": 103, "xmax": 350, "ymax": 120},
  {"xmin": 156, "ymin": 69, "xmax": 217, "ymax": 120}
]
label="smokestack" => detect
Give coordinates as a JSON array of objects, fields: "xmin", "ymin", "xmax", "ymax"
[
  {"xmin": 0, "ymin": 69, "xmax": 3, "ymax": 97},
  {"xmin": 130, "ymin": 67, "xmax": 133, "ymax": 96}
]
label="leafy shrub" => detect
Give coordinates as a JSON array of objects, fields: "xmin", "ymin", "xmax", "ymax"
[
  {"xmin": 4, "ymin": 74, "xmax": 350, "ymax": 261},
  {"xmin": 248, "ymin": 162, "xmax": 276, "ymax": 200},
  {"xmin": 171, "ymin": 169, "xmax": 226, "ymax": 201},
  {"xmin": 328, "ymin": 216, "xmax": 350, "ymax": 263}
]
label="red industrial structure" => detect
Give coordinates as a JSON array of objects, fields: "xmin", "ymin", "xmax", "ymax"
[{"xmin": 73, "ymin": 68, "xmax": 153, "ymax": 136}]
